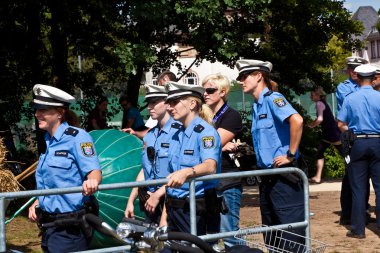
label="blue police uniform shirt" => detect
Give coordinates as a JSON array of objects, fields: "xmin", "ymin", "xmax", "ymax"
[
  {"xmin": 35, "ymin": 122, "xmax": 101, "ymax": 213},
  {"xmin": 337, "ymin": 86, "xmax": 380, "ymax": 134},
  {"xmin": 167, "ymin": 116, "xmax": 221, "ymax": 199},
  {"xmin": 142, "ymin": 117, "xmax": 181, "ymax": 192},
  {"xmin": 251, "ymin": 87, "xmax": 298, "ymax": 169},
  {"xmin": 336, "ymin": 77, "xmax": 359, "ymax": 112}
]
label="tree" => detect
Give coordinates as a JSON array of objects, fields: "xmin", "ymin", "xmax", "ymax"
[{"xmin": 0, "ymin": 0, "xmax": 363, "ymax": 148}]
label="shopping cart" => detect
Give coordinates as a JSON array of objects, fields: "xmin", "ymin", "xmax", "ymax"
[{"xmin": 234, "ymin": 225, "xmax": 327, "ymax": 253}]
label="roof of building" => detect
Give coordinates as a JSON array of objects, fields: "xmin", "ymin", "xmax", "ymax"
[{"xmin": 352, "ymin": 6, "xmax": 379, "ymax": 41}]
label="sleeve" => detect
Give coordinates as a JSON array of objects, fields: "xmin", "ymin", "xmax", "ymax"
[
  {"xmin": 337, "ymin": 97, "xmax": 349, "ymax": 123},
  {"xmin": 268, "ymin": 94, "xmax": 298, "ymax": 122},
  {"xmin": 74, "ymin": 131, "xmax": 102, "ymax": 177},
  {"xmin": 316, "ymin": 101, "xmax": 325, "ymax": 121},
  {"xmin": 218, "ymin": 110, "xmax": 243, "ymax": 135},
  {"xmin": 336, "ymin": 83, "xmax": 349, "ymax": 112},
  {"xmin": 198, "ymin": 127, "xmax": 221, "ymax": 163}
]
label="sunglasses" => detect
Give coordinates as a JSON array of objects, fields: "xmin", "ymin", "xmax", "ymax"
[{"xmin": 205, "ymin": 88, "xmax": 218, "ymax": 94}]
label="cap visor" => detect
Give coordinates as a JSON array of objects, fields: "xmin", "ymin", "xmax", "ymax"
[{"xmin": 144, "ymin": 97, "xmax": 166, "ymax": 103}]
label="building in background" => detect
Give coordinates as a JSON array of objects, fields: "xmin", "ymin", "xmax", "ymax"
[{"xmin": 351, "ymin": 6, "xmax": 380, "ymax": 64}]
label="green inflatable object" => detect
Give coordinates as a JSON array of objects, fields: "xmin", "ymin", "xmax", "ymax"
[{"xmin": 88, "ymin": 129, "xmax": 145, "ymax": 249}]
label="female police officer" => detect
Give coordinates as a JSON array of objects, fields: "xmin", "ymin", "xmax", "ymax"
[
  {"xmin": 163, "ymin": 81, "xmax": 222, "ymax": 236},
  {"xmin": 337, "ymin": 64, "xmax": 380, "ymax": 239},
  {"xmin": 124, "ymin": 84, "xmax": 181, "ymax": 224},
  {"xmin": 236, "ymin": 59, "xmax": 305, "ymax": 250},
  {"xmin": 28, "ymin": 84, "xmax": 102, "ymax": 253}
]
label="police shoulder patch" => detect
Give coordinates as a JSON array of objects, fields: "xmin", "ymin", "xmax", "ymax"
[
  {"xmin": 64, "ymin": 127, "xmax": 79, "ymax": 136},
  {"xmin": 194, "ymin": 124, "xmax": 205, "ymax": 133},
  {"xmin": 202, "ymin": 136, "xmax": 215, "ymax": 149},
  {"xmin": 81, "ymin": 142, "xmax": 95, "ymax": 157},
  {"xmin": 171, "ymin": 122, "xmax": 182, "ymax": 129},
  {"xmin": 273, "ymin": 97, "xmax": 287, "ymax": 108}
]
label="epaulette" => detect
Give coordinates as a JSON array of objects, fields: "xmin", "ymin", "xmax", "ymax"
[
  {"xmin": 64, "ymin": 127, "xmax": 79, "ymax": 137},
  {"xmin": 171, "ymin": 122, "xmax": 182, "ymax": 129},
  {"xmin": 194, "ymin": 124, "xmax": 205, "ymax": 133},
  {"xmin": 345, "ymin": 91, "xmax": 353, "ymax": 97},
  {"xmin": 264, "ymin": 90, "xmax": 273, "ymax": 97}
]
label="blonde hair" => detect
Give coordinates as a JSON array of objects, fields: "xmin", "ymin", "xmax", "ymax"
[
  {"xmin": 202, "ymin": 74, "xmax": 231, "ymax": 98},
  {"xmin": 185, "ymin": 96, "xmax": 214, "ymax": 125}
]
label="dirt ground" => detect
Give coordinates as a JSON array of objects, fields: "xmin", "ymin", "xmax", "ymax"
[{"xmin": 5, "ymin": 187, "xmax": 380, "ymax": 253}]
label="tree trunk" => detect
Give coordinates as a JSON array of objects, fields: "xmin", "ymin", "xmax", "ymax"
[{"xmin": 126, "ymin": 64, "xmax": 144, "ymax": 107}]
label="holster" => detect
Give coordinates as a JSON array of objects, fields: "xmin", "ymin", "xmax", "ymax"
[
  {"xmin": 341, "ymin": 130, "xmax": 355, "ymax": 157},
  {"xmin": 138, "ymin": 187, "xmax": 151, "ymax": 211},
  {"xmin": 279, "ymin": 159, "xmax": 302, "ymax": 184},
  {"xmin": 205, "ymin": 188, "xmax": 228, "ymax": 215}
]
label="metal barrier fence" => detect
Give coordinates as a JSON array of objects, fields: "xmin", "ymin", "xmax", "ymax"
[{"xmin": 0, "ymin": 167, "xmax": 310, "ymax": 253}]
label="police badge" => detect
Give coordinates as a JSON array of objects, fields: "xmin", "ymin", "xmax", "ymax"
[
  {"xmin": 81, "ymin": 142, "xmax": 95, "ymax": 156},
  {"xmin": 273, "ymin": 97, "xmax": 287, "ymax": 108},
  {"xmin": 202, "ymin": 136, "xmax": 215, "ymax": 149}
]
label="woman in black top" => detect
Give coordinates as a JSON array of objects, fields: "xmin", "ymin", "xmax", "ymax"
[
  {"xmin": 202, "ymin": 74, "xmax": 243, "ymax": 248},
  {"xmin": 308, "ymin": 87, "xmax": 342, "ymax": 184}
]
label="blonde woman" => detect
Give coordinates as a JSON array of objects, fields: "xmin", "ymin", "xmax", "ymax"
[
  {"xmin": 202, "ymin": 74, "xmax": 243, "ymax": 248},
  {"xmin": 163, "ymin": 81, "xmax": 222, "ymax": 236}
]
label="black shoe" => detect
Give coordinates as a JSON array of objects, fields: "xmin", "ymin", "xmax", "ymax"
[
  {"xmin": 339, "ymin": 218, "xmax": 351, "ymax": 225},
  {"xmin": 346, "ymin": 231, "xmax": 365, "ymax": 239}
]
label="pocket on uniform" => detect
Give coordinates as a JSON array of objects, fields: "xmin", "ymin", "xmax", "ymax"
[
  {"xmin": 47, "ymin": 157, "xmax": 72, "ymax": 170},
  {"xmin": 256, "ymin": 119, "xmax": 279, "ymax": 148},
  {"xmin": 180, "ymin": 157, "xmax": 197, "ymax": 169}
]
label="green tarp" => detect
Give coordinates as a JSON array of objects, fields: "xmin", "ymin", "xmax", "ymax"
[{"xmin": 89, "ymin": 129, "xmax": 144, "ymax": 248}]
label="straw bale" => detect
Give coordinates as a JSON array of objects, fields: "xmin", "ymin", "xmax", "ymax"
[{"xmin": 0, "ymin": 137, "xmax": 21, "ymax": 192}]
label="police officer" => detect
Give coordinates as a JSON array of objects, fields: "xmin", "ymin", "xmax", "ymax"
[
  {"xmin": 335, "ymin": 56, "xmax": 370, "ymax": 225},
  {"xmin": 124, "ymin": 84, "xmax": 181, "ymax": 224},
  {"xmin": 236, "ymin": 59, "xmax": 305, "ymax": 250},
  {"xmin": 163, "ymin": 81, "xmax": 222, "ymax": 236},
  {"xmin": 28, "ymin": 84, "xmax": 102, "ymax": 253},
  {"xmin": 337, "ymin": 64, "xmax": 380, "ymax": 239},
  {"xmin": 372, "ymin": 64, "xmax": 380, "ymax": 91}
]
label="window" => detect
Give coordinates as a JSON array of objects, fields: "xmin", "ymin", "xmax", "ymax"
[
  {"xmin": 377, "ymin": 40, "xmax": 380, "ymax": 58},
  {"xmin": 371, "ymin": 41, "xmax": 376, "ymax": 59},
  {"xmin": 184, "ymin": 72, "xmax": 198, "ymax": 85}
]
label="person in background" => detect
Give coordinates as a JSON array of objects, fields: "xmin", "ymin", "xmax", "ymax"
[
  {"xmin": 28, "ymin": 84, "xmax": 102, "ymax": 252},
  {"xmin": 335, "ymin": 56, "xmax": 370, "ymax": 226},
  {"xmin": 86, "ymin": 96, "xmax": 108, "ymax": 131},
  {"xmin": 236, "ymin": 59, "xmax": 305, "ymax": 251},
  {"xmin": 337, "ymin": 64, "xmax": 380, "ymax": 239},
  {"xmin": 163, "ymin": 81, "xmax": 222, "ymax": 237},
  {"xmin": 119, "ymin": 95, "xmax": 146, "ymax": 131},
  {"xmin": 372, "ymin": 64, "xmax": 380, "ymax": 91},
  {"xmin": 124, "ymin": 71, "xmax": 177, "ymax": 139},
  {"xmin": 308, "ymin": 87, "xmax": 342, "ymax": 184},
  {"xmin": 124, "ymin": 84, "xmax": 181, "ymax": 224},
  {"xmin": 202, "ymin": 74, "xmax": 243, "ymax": 248}
]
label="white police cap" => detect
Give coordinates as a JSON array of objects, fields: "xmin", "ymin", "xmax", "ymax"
[
  {"xmin": 354, "ymin": 64, "xmax": 377, "ymax": 77},
  {"xmin": 32, "ymin": 84, "xmax": 75, "ymax": 109},
  {"xmin": 144, "ymin": 84, "xmax": 168, "ymax": 102},
  {"xmin": 372, "ymin": 64, "xmax": 380, "ymax": 74},
  {"xmin": 165, "ymin": 81, "xmax": 205, "ymax": 102},
  {"xmin": 235, "ymin": 59, "xmax": 273, "ymax": 81},
  {"xmin": 346, "ymin": 56, "xmax": 368, "ymax": 67}
]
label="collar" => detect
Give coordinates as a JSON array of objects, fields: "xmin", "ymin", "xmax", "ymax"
[
  {"xmin": 45, "ymin": 122, "xmax": 68, "ymax": 141},
  {"xmin": 360, "ymin": 85, "xmax": 374, "ymax": 90},
  {"xmin": 184, "ymin": 116, "xmax": 202, "ymax": 138},
  {"xmin": 348, "ymin": 77, "xmax": 359, "ymax": 87}
]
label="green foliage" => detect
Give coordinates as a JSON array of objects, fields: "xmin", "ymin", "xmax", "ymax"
[{"xmin": 324, "ymin": 145, "xmax": 345, "ymax": 178}]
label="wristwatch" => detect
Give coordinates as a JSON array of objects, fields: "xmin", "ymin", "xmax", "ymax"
[{"xmin": 286, "ymin": 150, "xmax": 296, "ymax": 159}]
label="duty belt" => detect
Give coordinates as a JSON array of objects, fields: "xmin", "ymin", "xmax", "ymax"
[
  {"xmin": 165, "ymin": 197, "xmax": 206, "ymax": 212},
  {"xmin": 356, "ymin": 134, "xmax": 380, "ymax": 139},
  {"xmin": 39, "ymin": 208, "xmax": 87, "ymax": 228}
]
